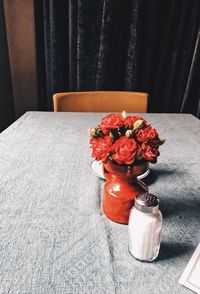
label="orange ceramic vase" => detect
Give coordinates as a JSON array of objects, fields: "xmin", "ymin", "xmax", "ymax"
[{"xmin": 102, "ymin": 160, "xmax": 148, "ymax": 224}]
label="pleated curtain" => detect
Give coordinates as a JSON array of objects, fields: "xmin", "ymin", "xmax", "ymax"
[
  {"xmin": 35, "ymin": 0, "xmax": 200, "ymax": 117},
  {"xmin": 0, "ymin": 0, "xmax": 199, "ymax": 132}
]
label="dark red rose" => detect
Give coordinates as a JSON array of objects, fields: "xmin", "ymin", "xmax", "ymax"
[
  {"xmin": 141, "ymin": 142, "xmax": 160, "ymax": 163},
  {"xmin": 110, "ymin": 136, "xmax": 138, "ymax": 165},
  {"xmin": 136, "ymin": 125, "xmax": 158, "ymax": 142},
  {"xmin": 90, "ymin": 136, "xmax": 113, "ymax": 162},
  {"xmin": 150, "ymin": 137, "xmax": 166, "ymax": 147},
  {"xmin": 99, "ymin": 114, "xmax": 124, "ymax": 131},
  {"xmin": 148, "ymin": 138, "xmax": 164, "ymax": 147},
  {"xmin": 124, "ymin": 116, "xmax": 147, "ymax": 127}
]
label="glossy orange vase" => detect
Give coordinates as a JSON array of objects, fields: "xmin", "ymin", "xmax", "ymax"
[{"xmin": 102, "ymin": 160, "xmax": 148, "ymax": 224}]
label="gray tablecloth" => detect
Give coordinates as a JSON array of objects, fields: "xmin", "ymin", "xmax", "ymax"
[{"xmin": 0, "ymin": 112, "xmax": 199, "ymax": 294}]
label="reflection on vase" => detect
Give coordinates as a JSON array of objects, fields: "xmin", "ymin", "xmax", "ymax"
[{"xmin": 102, "ymin": 160, "xmax": 148, "ymax": 224}]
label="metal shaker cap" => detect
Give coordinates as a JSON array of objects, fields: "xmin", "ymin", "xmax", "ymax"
[{"xmin": 135, "ymin": 193, "xmax": 159, "ymax": 213}]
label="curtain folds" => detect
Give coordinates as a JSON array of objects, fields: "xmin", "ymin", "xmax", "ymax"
[
  {"xmin": 137, "ymin": 0, "xmax": 200, "ymax": 115},
  {"xmin": 32, "ymin": 1, "xmax": 199, "ymax": 117}
]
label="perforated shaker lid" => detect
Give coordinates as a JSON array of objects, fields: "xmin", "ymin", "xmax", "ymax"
[{"xmin": 135, "ymin": 192, "xmax": 159, "ymax": 213}]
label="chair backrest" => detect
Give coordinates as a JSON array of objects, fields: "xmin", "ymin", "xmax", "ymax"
[{"xmin": 53, "ymin": 91, "xmax": 148, "ymax": 112}]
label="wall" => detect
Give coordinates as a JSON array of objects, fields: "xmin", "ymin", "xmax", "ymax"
[
  {"xmin": 0, "ymin": 1, "xmax": 15, "ymax": 132},
  {"xmin": 3, "ymin": 0, "xmax": 38, "ymax": 119}
]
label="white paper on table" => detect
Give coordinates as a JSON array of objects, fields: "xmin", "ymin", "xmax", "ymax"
[{"xmin": 179, "ymin": 243, "xmax": 200, "ymax": 294}]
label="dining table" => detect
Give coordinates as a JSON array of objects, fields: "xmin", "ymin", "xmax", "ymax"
[{"xmin": 0, "ymin": 111, "xmax": 199, "ymax": 294}]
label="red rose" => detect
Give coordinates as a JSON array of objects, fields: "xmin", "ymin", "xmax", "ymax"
[
  {"xmin": 141, "ymin": 142, "xmax": 160, "ymax": 163},
  {"xmin": 124, "ymin": 116, "xmax": 147, "ymax": 127},
  {"xmin": 99, "ymin": 114, "xmax": 124, "ymax": 131},
  {"xmin": 136, "ymin": 125, "xmax": 158, "ymax": 142},
  {"xmin": 110, "ymin": 136, "xmax": 138, "ymax": 164},
  {"xmin": 90, "ymin": 136, "xmax": 113, "ymax": 162}
]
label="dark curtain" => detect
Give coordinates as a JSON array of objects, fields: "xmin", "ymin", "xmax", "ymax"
[{"xmin": 35, "ymin": 0, "xmax": 200, "ymax": 117}]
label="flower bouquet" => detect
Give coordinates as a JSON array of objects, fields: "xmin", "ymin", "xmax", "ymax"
[
  {"xmin": 89, "ymin": 113, "xmax": 165, "ymax": 224},
  {"xmin": 89, "ymin": 114, "xmax": 165, "ymax": 165}
]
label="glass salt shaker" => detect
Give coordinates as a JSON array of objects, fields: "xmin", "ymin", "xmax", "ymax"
[{"xmin": 128, "ymin": 193, "xmax": 163, "ymax": 262}]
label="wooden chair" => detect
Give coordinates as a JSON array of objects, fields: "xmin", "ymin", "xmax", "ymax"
[{"xmin": 53, "ymin": 91, "xmax": 148, "ymax": 112}]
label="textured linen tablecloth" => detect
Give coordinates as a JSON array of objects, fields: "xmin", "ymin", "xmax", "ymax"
[{"xmin": 0, "ymin": 112, "xmax": 199, "ymax": 294}]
